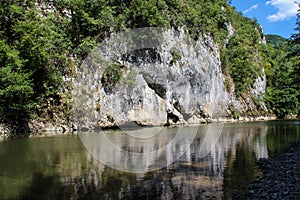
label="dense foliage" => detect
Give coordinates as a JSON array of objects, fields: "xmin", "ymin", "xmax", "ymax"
[
  {"xmin": 262, "ymin": 34, "xmax": 300, "ymax": 118},
  {"xmin": 261, "ymin": 2, "xmax": 300, "ymax": 118},
  {"xmin": 0, "ymin": 1, "xmax": 73, "ymax": 132},
  {"xmin": 0, "ymin": 0, "xmax": 299, "ymax": 133},
  {"xmin": 221, "ymin": 12, "xmax": 263, "ymax": 96}
]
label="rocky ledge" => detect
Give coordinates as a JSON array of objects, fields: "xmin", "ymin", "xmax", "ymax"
[{"xmin": 234, "ymin": 142, "xmax": 300, "ymax": 199}]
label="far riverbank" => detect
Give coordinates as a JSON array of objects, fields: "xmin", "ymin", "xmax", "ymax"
[{"xmin": 0, "ymin": 115, "xmax": 278, "ymax": 139}]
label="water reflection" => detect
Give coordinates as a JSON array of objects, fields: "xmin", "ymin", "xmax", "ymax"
[
  {"xmin": 79, "ymin": 124, "xmax": 223, "ymax": 173},
  {"xmin": 0, "ymin": 120, "xmax": 299, "ymax": 199}
]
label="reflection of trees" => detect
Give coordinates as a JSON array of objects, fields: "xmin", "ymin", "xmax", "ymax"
[
  {"xmin": 222, "ymin": 123, "xmax": 270, "ymax": 198},
  {"xmin": 223, "ymin": 121, "xmax": 300, "ymax": 197},
  {"xmin": 223, "ymin": 143, "xmax": 262, "ymax": 199},
  {"xmin": 266, "ymin": 122, "xmax": 300, "ymax": 157},
  {"xmin": 19, "ymin": 173, "xmax": 62, "ymax": 200},
  {"xmin": 0, "ymin": 135, "xmax": 91, "ymax": 199}
]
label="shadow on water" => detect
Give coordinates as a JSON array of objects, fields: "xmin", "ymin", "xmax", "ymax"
[{"xmin": 0, "ymin": 120, "xmax": 299, "ymax": 199}]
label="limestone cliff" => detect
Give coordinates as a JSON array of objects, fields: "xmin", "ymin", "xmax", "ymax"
[{"xmin": 73, "ymin": 28, "xmax": 266, "ymax": 129}]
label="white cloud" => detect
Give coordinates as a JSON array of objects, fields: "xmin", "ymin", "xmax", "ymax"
[
  {"xmin": 243, "ymin": 4, "xmax": 259, "ymax": 14},
  {"xmin": 266, "ymin": 0, "xmax": 299, "ymax": 22}
]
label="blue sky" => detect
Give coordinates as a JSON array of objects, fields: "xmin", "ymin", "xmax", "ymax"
[{"xmin": 231, "ymin": 0, "xmax": 299, "ymax": 38}]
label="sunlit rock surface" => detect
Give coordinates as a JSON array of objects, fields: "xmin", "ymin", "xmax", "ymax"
[
  {"xmin": 73, "ymin": 28, "xmax": 266, "ymax": 129},
  {"xmin": 74, "ymin": 28, "xmax": 228, "ymax": 128}
]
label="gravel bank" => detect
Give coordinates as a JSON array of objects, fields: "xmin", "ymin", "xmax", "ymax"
[{"xmin": 234, "ymin": 142, "xmax": 300, "ymax": 199}]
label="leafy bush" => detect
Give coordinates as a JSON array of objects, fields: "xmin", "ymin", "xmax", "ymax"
[{"xmin": 101, "ymin": 63, "xmax": 123, "ymax": 94}]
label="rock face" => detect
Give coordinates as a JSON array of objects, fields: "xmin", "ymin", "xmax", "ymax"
[
  {"xmin": 73, "ymin": 28, "xmax": 265, "ymax": 129},
  {"xmin": 251, "ymin": 68, "xmax": 268, "ymax": 112}
]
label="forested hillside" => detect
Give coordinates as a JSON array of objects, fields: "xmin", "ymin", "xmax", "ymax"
[
  {"xmin": 263, "ymin": 34, "xmax": 300, "ymax": 118},
  {"xmin": 0, "ymin": 0, "xmax": 299, "ymax": 135}
]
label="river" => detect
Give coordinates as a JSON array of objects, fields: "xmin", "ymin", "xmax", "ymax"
[{"xmin": 0, "ymin": 120, "xmax": 299, "ymax": 199}]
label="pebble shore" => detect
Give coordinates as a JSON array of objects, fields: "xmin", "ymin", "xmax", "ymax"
[{"xmin": 234, "ymin": 142, "xmax": 300, "ymax": 199}]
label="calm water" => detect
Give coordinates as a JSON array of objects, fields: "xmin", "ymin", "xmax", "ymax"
[{"xmin": 0, "ymin": 120, "xmax": 299, "ymax": 200}]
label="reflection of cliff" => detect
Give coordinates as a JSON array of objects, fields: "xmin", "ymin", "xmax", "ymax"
[
  {"xmin": 74, "ymin": 123, "xmax": 271, "ymax": 199},
  {"xmin": 1, "ymin": 122, "xmax": 284, "ymax": 200},
  {"xmin": 62, "ymin": 122, "xmax": 300, "ymax": 200},
  {"xmin": 79, "ymin": 126, "xmax": 199, "ymax": 173}
]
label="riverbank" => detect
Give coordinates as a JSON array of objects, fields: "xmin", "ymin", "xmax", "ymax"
[
  {"xmin": 234, "ymin": 141, "xmax": 300, "ymax": 199},
  {"xmin": 0, "ymin": 115, "xmax": 279, "ymax": 139},
  {"xmin": 0, "ymin": 121, "xmax": 76, "ymax": 139}
]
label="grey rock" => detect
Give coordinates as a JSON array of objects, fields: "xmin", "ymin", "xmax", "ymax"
[{"xmin": 73, "ymin": 28, "xmax": 266, "ymax": 129}]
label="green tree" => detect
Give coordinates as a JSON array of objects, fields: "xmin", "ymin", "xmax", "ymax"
[
  {"xmin": 291, "ymin": 3, "xmax": 300, "ymax": 116},
  {"xmin": 263, "ymin": 33, "xmax": 300, "ymax": 118},
  {"xmin": 292, "ymin": 3, "xmax": 300, "ymax": 43},
  {"xmin": 0, "ymin": 1, "xmax": 70, "ymax": 132},
  {"xmin": 0, "ymin": 40, "xmax": 34, "ymax": 132},
  {"xmin": 124, "ymin": 0, "xmax": 170, "ymax": 28}
]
